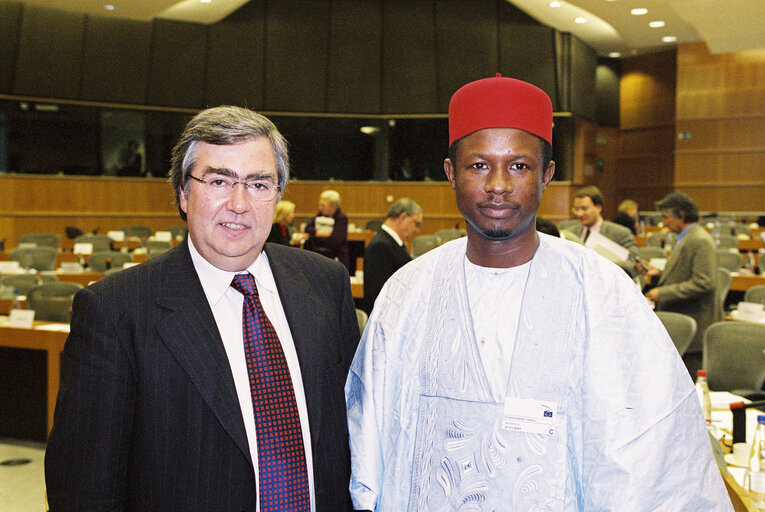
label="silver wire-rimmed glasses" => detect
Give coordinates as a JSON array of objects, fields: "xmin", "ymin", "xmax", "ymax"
[{"xmin": 188, "ymin": 174, "xmax": 281, "ymax": 201}]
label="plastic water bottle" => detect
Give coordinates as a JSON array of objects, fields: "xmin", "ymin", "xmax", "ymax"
[
  {"xmin": 748, "ymin": 415, "xmax": 765, "ymax": 508},
  {"xmin": 695, "ymin": 370, "xmax": 712, "ymax": 426},
  {"xmin": 11, "ymin": 291, "xmax": 22, "ymax": 311}
]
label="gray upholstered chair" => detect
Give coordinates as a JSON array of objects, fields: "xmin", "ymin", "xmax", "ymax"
[
  {"xmin": 744, "ymin": 285, "xmax": 765, "ymax": 306},
  {"xmin": 9, "ymin": 246, "xmax": 58, "ymax": 271},
  {"xmin": 364, "ymin": 220, "xmax": 383, "ymax": 232},
  {"xmin": 355, "ymin": 308, "xmax": 368, "ymax": 334},
  {"xmin": 26, "ymin": 281, "xmax": 83, "ymax": 323},
  {"xmin": 637, "ymin": 246, "xmax": 666, "ymax": 260},
  {"xmin": 121, "ymin": 225, "xmax": 153, "ymax": 239},
  {"xmin": 143, "ymin": 240, "xmax": 173, "ymax": 259},
  {"xmin": 646, "ymin": 232, "xmax": 673, "ymax": 248},
  {"xmin": 411, "ymin": 235, "xmax": 439, "ymax": 258},
  {"xmin": 434, "ymin": 229, "xmax": 466, "ymax": 245},
  {"xmin": 716, "ymin": 250, "xmax": 743, "ymax": 272},
  {"xmin": 714, "ymin": 234, "xmax": 738, "ymax": 250},
  {"xmin": 557, "ymin": 219, "xmax": 579, "ymax": 231},
  {"xmin": 74, "ymin": 234, "xmax": 112, "ymax": 253},
  {"xmin": 655, "ymin": 311, "xmax": 697, "ymax": 356},
  {"xmin": 717, "ymin": 267, "xmax": 733, "ymax": 314},
  {"xmin": 18, "ymin": 233, "xmax": 61, "ymax": 248},
  {"xmin": 1, "ymin": 274, "xmax": 58, "ymax": 296},
  {"xmin": 703, "ymin": 321, "xmax": 765, "ymax": 399},
  {"xmin": 88, "ymin": 251, "xmax": 133, "ymax": 272},
  {"xmin": 167, "ymin": 224, "xmax": 188, "ymax": 240}
]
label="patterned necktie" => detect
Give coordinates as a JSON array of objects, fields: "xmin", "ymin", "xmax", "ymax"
[{"xmin": 231, "ymin": 273, "xmax": 310, "ymax": 512}]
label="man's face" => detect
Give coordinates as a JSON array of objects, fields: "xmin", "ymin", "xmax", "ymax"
[
  {"xmin": 397, "ymin": 211, "xmax": 423, "ymax": 243},
  {"xmin": 572, "ymin": 196, "xmax": 601, "ymax": 227},
  {"xmin": 318, "ymin": 199, "xmax": 337, "ymax": 217},
  {"xmin": 443, "ymin": 127, "xmax": 554, "ymax": 242},
  {"xmin": 661, "ymin": 211, "xmax": 685, "ymax": 233},
  {"xmin": 179, "ymin": 138, "xmax": 278, "ymax": 272}
]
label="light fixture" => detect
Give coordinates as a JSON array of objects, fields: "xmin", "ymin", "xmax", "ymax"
[
  {"xmin": 575, "ymin": 16, "xmax": 586, "ymax": 23},
  {"xmin": 104, "ymin": 4, "xmax": 116, "ymax": 10},
  {"xmin": 549, "ymin": 1, "xmax": 561, "ymax": 7},
  {"xmin": 201, "ymin": 0, "xmax": 211, "ymax": 3},
  {"xmin": 662, "ymin": 35, "xmax": 677, "ymax": 42},
  {"xmin": 630, "ymin": 8, "xmax": 648, "ymax": 15},
  {"xmin": 649, "ymin": 21, "xmax": 665, "ymax": 28},
  {"xmin": 360, "ymin": 126, "xmax": 380, "ymax": 135},
  {"xmin": 609, "ymin": 52, "xmax": 621, "ymax": 58}
]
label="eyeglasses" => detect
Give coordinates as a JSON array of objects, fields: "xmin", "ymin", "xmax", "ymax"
[{"xmin": 188, "ymin": 174, "xmax": 281, "ymax": 201}]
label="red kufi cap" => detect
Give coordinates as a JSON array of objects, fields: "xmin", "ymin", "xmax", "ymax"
[{"xmin": 448, "ymin": 74, "xmax": 553, "ymax": 146}]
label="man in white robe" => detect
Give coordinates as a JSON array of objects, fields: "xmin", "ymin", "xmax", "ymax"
[{"xmin": 345, "ymin": 75, "xmax": 732, "ymax": 511}]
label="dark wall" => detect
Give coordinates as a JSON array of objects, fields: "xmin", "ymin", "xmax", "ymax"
[
  {"xmin": 0, "ymin": 0, "xmax": 599, "ymax": 118},
  {"xmin": 596, "ymin": 58, "xmax": 621, "ymax": 127}
]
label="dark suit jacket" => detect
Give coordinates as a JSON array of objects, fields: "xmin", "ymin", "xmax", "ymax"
[
  {"xmin": 655, "ymin": 224, "xmax": 719, "ymax": 354},
  {"xmin": 362, "ymin": 229, "xmax": 411, "ymax": 314},
  {"xmin": 45, "ymin": 239, "xmax": 358, "ymax": 511},
  {"xmin": 568, "ymin": 220, "xmax": 640, "ymax": 277}
]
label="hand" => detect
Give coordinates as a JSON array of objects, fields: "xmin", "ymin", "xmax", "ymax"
[{"xmin": 645, "ymin": 288, "xmax": 659, "ymax": 302}]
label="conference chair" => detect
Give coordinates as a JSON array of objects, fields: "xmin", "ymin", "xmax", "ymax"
[
  {"xmin": 703, "ymin": 321, "xmax": 765, "ymax": 399},
  {"xmin": 167, "ymin": 224, "xmax": 188, "ymax": 240},
  {"xmin": 760, "ymin": 252, "xmax": 765, "ymax": 273},
  {"xmin": 143, "ymin": 240, "xmax": 172, "ymax": 259},
  {"xmin": 557, "ymin": 219, "xmax": 579, "ymax": 231},
  {"xmin": 411, "ymin": 235, "xmax": 439, "ymax": 258},
  {"xmin": 559, "ymin": 230, "xmax": 582, "ymax": 244},
  {"xmin": 355, "ymin": 308, "xmax": 368, "ymax": 334},
  {"xmin": 121, "ymin": 225, "xmax": 153, "ymax": 239},
  {"xmin": 655, "ymin": 311, "xmax": 697, "ymax": 356},
  {"xmin": 716, "ymin": 250, "xmax": 743, "ymax": 272},
  {"xmin": 74, "ymin": 234, "xmax": 112, "ymax": 252},
  {"xmin": 88, "ymin": 250, "xmax": 133, "ymax": 272},
  {"xmin": 714, "ymin": 234, "xmax": 738, "ymax": 250},
  {"xmin": 732, "ymin": 223, "xmax": 750, "ymax": 236},
  {"xmin": 18, "ymin": 233, "xmax": 61, "ymax": 248},
  {"xmin": 717, "ymin": 267, "xmax": 733, "ymax": 314},
  {"xmin": 637, "ymin": 246, "xmax": 666, "ymax": 260},
  {"xmin": 646, "ymin": 232, "xmax": 672, "ymax": 248},
  {"xmin": 0, "ymin": 274, "xmax": 58, "ymax": 296},
  {"xmin": 434, "ymin": 229, "xmax": 466, "ymax": 245},
  {"xmin": 9, "ymin": 246, "xmax": 58, "ymax": 271},
  {"xmin": 26, "ymin": 281, "xmax": 83, "ymax": 323},
  {"xmin": 364, "ymin": 219, "xmax": 383, "ymax": 232},
  {"xmin": 744, "ymin": 285, "xmax": 765, "ymax": 305}
]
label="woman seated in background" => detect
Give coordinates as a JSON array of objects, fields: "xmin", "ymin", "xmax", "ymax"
[
  {"xmin": 267, "ymin": 200, "xmax": 297, "ymax": 246},
  {"xmin": 614, "ymin": 199, "xmax": 639, "ymax": 235}
]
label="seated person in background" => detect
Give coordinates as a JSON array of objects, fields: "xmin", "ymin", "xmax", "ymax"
[
  {"xmin": 267, "ymin": 199, "xmax": 297, "ymax": 246},
  {"xmin": 642, "ymin": 191, "xmax": 719, "ymax": 377},
  {"xmin": 614, "ymin": 198, "xmax": 639, "ymax": 234},
  {"xmin": 362, "ymin": 198, "xmax": 422, "ymax": 314},
  {"xmin": 569, "ymin": 185, "xmax": 640, "ymax": 277},
  {"xmin": 305, "ymin": 189, "xmax": 351, "ymax": 273},
  {"xmin": 535, "ymin": 216, "xmax": 560, "ymax": 238}
]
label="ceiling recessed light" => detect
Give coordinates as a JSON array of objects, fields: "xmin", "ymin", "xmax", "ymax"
[
  {"xmin": 549, "ymin": 1, "xmax": 561, "ymax": 7},
  {"xmin": 360, "ymin": 126, "xmax": 380, "ymax": 135},
  {"xmin": 649, "ymin": 21, "xmax": 665, "ymax": 28},
  {"xmin": 662, "ymin": 35, "xmax": 677, "ymax": 43},
  {"xmin": 575, "ymin": 17, "xmax": 586, "ymax": 23},
  {"xmin": 201, "ymin": 0, "xmax": 211, "ymax": 3},
  {"xmin": 631, "ymin": 8, "xmax": 648, "ymax": 15},
  {"xmin": 104, "ymin": 4, "xmax": 115, "ymax": 10},
  {"xmin": 609, "ymin": 52, "xmax": 621, "ymax": 58}
]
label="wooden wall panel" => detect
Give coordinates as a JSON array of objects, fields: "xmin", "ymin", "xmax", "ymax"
[
  {"xmin": 382, "ymin": 0, "xmax": 439, "ymax": 114},
  {"xmin": 264, "ymin": 0, "xmax": 331, "ymax": 112},
  {"xmin": 679, "ymin": 185, "xmax": 765, "ymax": 213},
  {"xmin": 620, "ymin": 50, "xmax": 676, "ymax": 129},
  {"xmin": 146, "ymin": 20, "xmax": 207, "ymax": 108},
  {"xmin": 205, "ymin": 1, "xmax": 266, "ymax": 108},
  {"xmin": 13, "ymin": 5, "xmax": 85, "ymax": 99},
  {"xmin": 0, "ymin": 2, "xmax": 22, "ymax": 94},
  {"xmin": 80, "ymin": 16, "xmax": 152, "ymax": 104},
  {"xmin": 434, "ymin": 0, "xmax": 499, "ymax": 110},
  {"xmin": 326, "ymin": 0, "xmax": 383, "ymax": 113},
  {"xmin": 498, "ymin": 4, "xmax": 558, "ymax": 109}
]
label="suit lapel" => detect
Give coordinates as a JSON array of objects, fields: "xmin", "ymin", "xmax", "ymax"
[{"xmin": 154, "ymin": 242, "xmax": 251, "ymax": 465}]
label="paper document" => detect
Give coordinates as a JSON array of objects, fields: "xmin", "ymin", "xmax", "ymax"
[{"xmin": 584, "ymin": 231, "xmax": 630, "ymax": 263}]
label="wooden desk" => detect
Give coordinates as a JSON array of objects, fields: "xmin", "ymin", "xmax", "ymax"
[
  {"xmin": 0, "ymin": 298, "xmax": 26, "ymax": 315},
  {"xmin": 0, "ymin": 322, "xmax": 69, "ymax": 436},
  {"xmin": 348, "ymin": 230, "xmax": 375, "ymax": 245},
  {"xmin": 731, "ymin": 274, "xmax": 765, "ymax": 292},
  {"xmin": 351, "ymin": 279, "xmax": 362, "ymax": 299},
  {"xmin": 55, "ymin": 272, "xmax": 102, "ymax": 287}
]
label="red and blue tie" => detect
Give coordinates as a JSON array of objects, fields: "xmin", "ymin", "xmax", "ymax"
[{"xmin": 231, "ymin": 273, "xmax": 310, "ymax": 511}]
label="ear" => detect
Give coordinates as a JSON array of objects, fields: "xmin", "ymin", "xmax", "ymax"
[
  {"xmin": 542, "ymin": 160, "xmax": 555, "ymax": 190},
  {"xmin": 179, "ymin": 187, "xmax": 189, "ymax": 215},
  {"xmin": 443, "ymin": 158, "xmax": 456, "ymax": 190}
]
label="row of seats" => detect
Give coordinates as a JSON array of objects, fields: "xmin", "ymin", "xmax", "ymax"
[
  {"xmin": 658, "ymin": 311, "xmax": 765, "ymax": 400},
  {"xmin": 17, "ymin": 224, "xmax": 189, "ymax": 249},
  {"xmin": 411, "ymin": 229, "xmax": 467, "ymax": 258},
  {"xmin": 6, "ymin": 244, "xmax": 171, "ymax": 272}
]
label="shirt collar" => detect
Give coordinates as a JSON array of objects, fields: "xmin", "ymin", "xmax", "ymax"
[
  {"xmin": 187, "ymin": 236, "xmax": 276, "ymax": 306},
  {"xmin": 381, "ymin": 223, "xmax": 404, "ymax": 246},
  {"xmin": 675, "ymin": 223, "xmax": 695, "ymax": 244}
]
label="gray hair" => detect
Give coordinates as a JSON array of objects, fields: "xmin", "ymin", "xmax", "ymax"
[
  {"xmin": 319, "ymin": 190, "xmax": 341, "ymax": 207},
  {"xmin": 169, "ymin": 106, "xmax": 290, "ymax": 220},
  {"xmin": 655, "ymin": 192, "xmax": 699, "ymax": 223},
  {"xmin": 386, "ymin": 197, "xmax": 422, "ymax": 218}
]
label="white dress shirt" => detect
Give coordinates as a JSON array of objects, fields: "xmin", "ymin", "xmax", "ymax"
[{"xmin": 187, "ymin": 238, "xmax": 315, "ymax": 512}]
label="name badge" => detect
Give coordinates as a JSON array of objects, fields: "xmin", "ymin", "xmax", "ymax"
[{"xmin": 502, "ymin": 397, "xmax": 556, "ymax": 435}]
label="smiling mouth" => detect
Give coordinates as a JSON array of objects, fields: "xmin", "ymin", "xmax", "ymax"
[
  {"xmin": 478, "ymin": 202, "xmax": 520, "ymax": 215},
  {"xmin": 221, "ymin": 222, "xmax": 248, "ymax": 231}
]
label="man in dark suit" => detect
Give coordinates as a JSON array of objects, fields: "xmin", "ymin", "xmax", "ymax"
[
  {"xmin": 643, "ymin": 192, "xmax": 719, "ymax": 376},
  {"xmin": 45, "ymin": 106, "xmax": 359, "ymax": 511},
  {"xmin": 362, "ymin": 198, "xmax": 422, "ymax": 314},
  {"xmin": 568, "ymin": 185, "xmax": 640, "ymax": 277}
]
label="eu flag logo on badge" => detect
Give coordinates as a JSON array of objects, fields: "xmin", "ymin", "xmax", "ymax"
[{"xmin": 543, "ymin": 410, "xmax": 553, "ymax": 418}]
